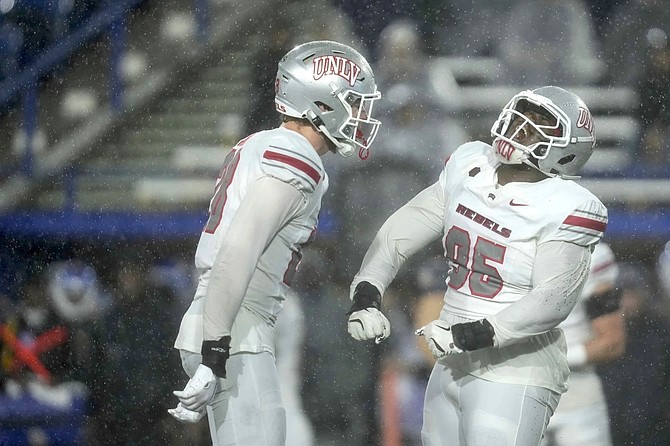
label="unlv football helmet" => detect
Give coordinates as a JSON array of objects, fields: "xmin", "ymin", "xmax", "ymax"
[
  {"xmin": 275, "ymin": 40, "xmax": 381, "ymax": 158},
  {"xmin": 491, "ymin": 86, "xmax": 596, "ymax": 178}
]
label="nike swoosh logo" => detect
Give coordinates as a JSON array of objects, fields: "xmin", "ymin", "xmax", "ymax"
[{"xmin": 509, "ymin": 199, "xmax": 529, "ymax": 207}]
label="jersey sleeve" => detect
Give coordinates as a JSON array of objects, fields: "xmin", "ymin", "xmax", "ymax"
[
  {"xmin": 549, "ymin": 198, "xmax": 608, "ymax": 247},
  {"xmin": 260, "ymin": 137, "xmax": 325, "ymax": 194}
]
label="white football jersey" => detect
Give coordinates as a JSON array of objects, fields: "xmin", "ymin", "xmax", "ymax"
[
  {"xmin": 560, "ymin": 242, "xmax": 619, "ymax": 356},
  {"xmin": 175, "ymin": 127, "xmax": 328, "ymax": 355},
  {"xmin": 438, "ymin": 141, "xmax": 607, "ymax": 393}
]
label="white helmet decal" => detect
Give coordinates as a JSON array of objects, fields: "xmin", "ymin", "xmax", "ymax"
[{"xmin": 312, "ymin": 55, "xmax": 361, "ymax": 86}]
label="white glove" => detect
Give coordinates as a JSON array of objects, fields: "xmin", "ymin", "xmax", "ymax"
[
  {"xmin": 348, "ymin": 308, "xmax": 391, "ymax": 344},
  {"xmin": 168, "ymin": 402, "xmax": 206, "ymax": 424},
  {"xmin": 416, "ymin": 320, "xmax": 464, "ymax": 358},
  {"xmin": 172, "ymin": 364, "xmax": 217, "ymax": 413}
]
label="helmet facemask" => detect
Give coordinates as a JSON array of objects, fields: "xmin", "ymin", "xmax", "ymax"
[
  {"xmin": 331, "ymin": 89, "xmax": 381, "ymax": 158},
  {"xmin": 491, "ymin": 87, "xmax": 596, "ymax": 179},
  {"xmin": 492, "ymin": 92, "xmax": 569, "ymax": 174}
]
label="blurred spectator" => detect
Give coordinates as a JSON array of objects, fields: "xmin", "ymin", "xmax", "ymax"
[
  {"xmin": 496, "ymin": 0, "xmax": 604, "ymax": 86},
  {"xmin": 244, "ymin": 19, "xmax": 293, "ymax": 135},
  {"xmin": 275, "ymin": 289, "xmax": 315, "ymax": 446},
  {"xmin": 374, "ymin": 18, "xmax": 430, "ymax": 91},
  {"xmin": 0, "ymin": 260, "xmax": 110, "ymax": 446},
  {"xmin": 374, "ymin": 83, "xmax": 465, "ymax": 177},
  {"xmin": 431, "ymin": 0, "xmax": 516, "ymax": 57},
  {"xmin": 92, "ymin": 253, "xmax": 186, "ymax": 446},
  {"xmin": 376, "ymin": 283, "xmax": 425, "ymax": 446},
  {"xmin": 371, "ymin": 18, "xmax": 466, "ymax": 172},
  {"xmin": 601, "ymin": 0, "xmax": 670, "ymax": 87},
  {"xmin": 636, "ymin": 120, "xmax": 670, "ymax": 169},
  {"xmin": 412, "ymin": 256, "xmax": 448, "ymax": 368},
  {"xmin": 586, "ymin": 0, "xmax": 624, "ymax": 39},
  {"xmin": 635, "ymin": 28, "xmax": 670, "ymax": 167},
  {"xmin": 543, "ymin": 242, "xmax": 625, "ymax": 446},
  {"xmin": 332, "ymin": 156, "xmax": 433, "ymax": 280},
  {"xmin": 330, "ymin": 0, "xmax": 416, "ymax": 62},
  {"xmin": 0, "ymin": 21, "xmax": 23, "ymax": 82},
  {"xmin": 296, "ymin": 247, "xmax": 381, "ymax": 446},
  {"xmin": 597, "ymin": 262, "xmax": 670, "ymax": 446},
  {"xmin": 639, "ymin": 28, "xmax": 670, "ymax": 124},
  {"xmin": 379, "ymin": 255, "xmax": 450, "ymax": 446}
]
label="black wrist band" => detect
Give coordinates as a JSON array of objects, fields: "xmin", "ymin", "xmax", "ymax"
[
  {"xmin": 201, "ymin": 336, "xmax": 231, "ymax": 378},
  {"xmin": 346, "ymin": 281, "xmax": 382, "ymax": 315},
  {"xmin": 451, "ymin": 319, "xmax": 495, "ymax": 351}
]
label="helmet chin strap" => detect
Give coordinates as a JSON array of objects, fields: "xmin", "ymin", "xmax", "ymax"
[
  {"xmin": 322, "ymin": 125, "xmax": 355, "ymax": 157},
  {"xmin": 337, "ymin": 142, "xmax": 356, "ymax": 157},
  {"xmin": 305, "ymin": 109, "xmax": 356, "ymax": 158}
]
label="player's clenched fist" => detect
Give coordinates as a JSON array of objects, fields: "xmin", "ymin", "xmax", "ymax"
[
  {"xmin": 416, "ymin": 320, "xmax": 463, "ymax": 358},
  {"xmin": 417, "ymin": 318, "xmax": 496, "ymax": 358},
  {"xmin": 346, "ymin": 281, "xmax": 390, "ymax": 343},
  {"xmin": 348, "ymin": 308, "xmax": 391, "ymax": 343}
]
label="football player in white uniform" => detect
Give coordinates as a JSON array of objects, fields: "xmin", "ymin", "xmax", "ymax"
[
  {"xmin": 346, "ymin": 86, "xmax": 607, "ymax": 445},
  {"xmin": 169, "ymin": 40, "xmax": 381, "ymax": 446},
  {"xmin": 543, "ymin": 242, "xmax": 624, "ymax": 446}
]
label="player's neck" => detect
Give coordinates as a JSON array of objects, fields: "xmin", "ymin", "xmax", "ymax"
[
  {"xmin": 496, "ymin": 163, "xmax": 547, "ymax": 185},
  {"xmin": 281, "ymin": 122, "xmax": 329, "ymax": 156}
]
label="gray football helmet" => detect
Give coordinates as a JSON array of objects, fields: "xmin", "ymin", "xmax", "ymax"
[
  {"xmin": 275, "ymin": 40, "xmax": 381, "ymax": 158},
  {"xmin": 490, "ymin": 86, "xmax": 596, "ymax": 178}
]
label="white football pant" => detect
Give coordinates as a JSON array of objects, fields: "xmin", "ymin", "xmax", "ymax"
[
  {"xmin": 181, "ymin": 350, "xmax": 286, "ymax": 446},
  {"xmin": 422, "ymin": 361, "xmax": 560, "ymax": 446}
]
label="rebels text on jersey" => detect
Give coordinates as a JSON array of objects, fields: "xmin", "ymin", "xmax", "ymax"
[{"xmin": 439, "ymin": 141, "xmax": 607, "ymax": 319}]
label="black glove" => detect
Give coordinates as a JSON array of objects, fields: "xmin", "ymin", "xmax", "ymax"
[
  {"xmin": 451, "ymin": 319, "xmax": 495, "ymax": 351},
  {"xmin": 346, "ymin": 281, "xmax": 382, "ymax": 314},
  {"xmin": 201, "ymin": 336, "xmax": 231, "ymax": 378}
]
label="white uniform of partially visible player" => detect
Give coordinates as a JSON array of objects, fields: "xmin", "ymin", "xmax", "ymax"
[
  {"xmin": 543, "ymin": 242, "xmax": 623, "ymax": 446},
  {"xmin": 275, "ymin": 289, "xmax": 315, "ymax": 446},
  {"xmin": 168, "ymin": 40, "xmax": 382, "ymax": 446},
  {"xmin": 345, "ymin": 86, "xmax": 607, "ymax": 445}
]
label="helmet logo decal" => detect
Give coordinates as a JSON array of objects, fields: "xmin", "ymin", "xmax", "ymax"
[
  {"xmin": 576, "ymin": 107, "xmax": 594, "ymax": 137},
  {"xmin": 312, "ymin": 55, "xmax": 361, "ymax": 87},
  {"xmin": 493, "ymin": 139, "xmax": 515, "ymax": 161}
]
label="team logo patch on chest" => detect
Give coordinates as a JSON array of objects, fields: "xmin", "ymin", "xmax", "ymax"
[{"xmin": 455, "ymin": 203, "xmax": 512, "ymax": 238}]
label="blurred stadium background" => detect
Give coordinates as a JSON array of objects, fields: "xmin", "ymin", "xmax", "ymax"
[{"xmin": 0, "ymin": 0, "xmax": 668, "ymax": 445}]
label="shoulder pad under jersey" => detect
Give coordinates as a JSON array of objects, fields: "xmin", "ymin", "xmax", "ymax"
[
  {"xmin": 258, "ymin": 129, "xmax": 325, "ymax": 194},
  {"xmin": 550, "ymin": 188, "xmax": 608, "ymax": 247}
]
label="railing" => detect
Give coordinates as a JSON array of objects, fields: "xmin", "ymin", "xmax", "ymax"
[{"xmin": 0, "ymin": 0, "xmax": 210, "ymax": 179}]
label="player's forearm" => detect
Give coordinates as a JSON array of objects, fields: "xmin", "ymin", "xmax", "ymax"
[
  {"xmin": 203, "ymin": 237, "xmax": 258, "ymax": 340},
  {"xmin": 351, "ymin": 183, "xmax": 444, "ymax": 297},
  {"xmin": 488, "ymin": 241, "xmax": 591, "ymax": 347},
  {"xmin": 203, "ymin": 177, "xmax": 304, "ymax": 340}
]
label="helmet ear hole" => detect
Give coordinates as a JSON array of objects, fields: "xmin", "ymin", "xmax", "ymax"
[
  {"xmin": 314, "ymin": 101, "xmax": 333, "ymax": 112},
  {"xmin": 558, "ymin": 154, "xmax": 576, "ymax": 165}
]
